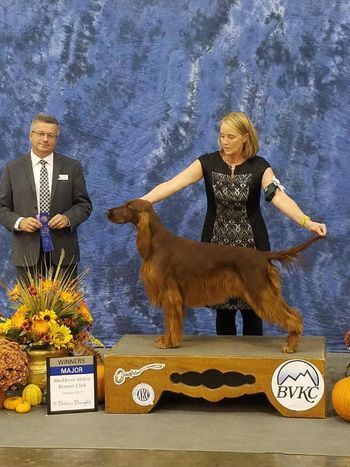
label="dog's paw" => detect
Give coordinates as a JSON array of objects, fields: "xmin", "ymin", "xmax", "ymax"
[
  {"xmin": 281, "ymin": 345, "xmax": 296, "ymax": 353},
  {"xmin": 156, "ymin": 336, "xmax": 171, "ymax": 349},
  {"xmin": 155, "ymin": 336, "xmax": 180, "ymax": 349}
]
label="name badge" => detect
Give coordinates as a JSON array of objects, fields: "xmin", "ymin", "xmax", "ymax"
[
  {"xmin": 58, "ymin": 174, "xmax": 69, "ymax": 180},
  {"xmin": 38, "ymin": 213, "xmax": 54, "ymax": 252}
]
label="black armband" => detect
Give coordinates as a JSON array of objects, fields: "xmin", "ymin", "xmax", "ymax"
[
  {"xmin": 264, "ymin": 183, "xmax": 278, "ymax": 202},
  {"xmin": 264, "ymin": 177, "xmax": 286, "ymax": 202}
]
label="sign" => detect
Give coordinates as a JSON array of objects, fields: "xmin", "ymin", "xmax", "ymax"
[
  {"xmin": 271, "ymin": 359, "xmax": 324, "ymax": 411},
  {"xmin": 132, "ymin": 383, "xmax": 155, "ymax": 406},
  {"xmin": 47, "ymin": 355, "xmax": 98, "ymax": 414}
]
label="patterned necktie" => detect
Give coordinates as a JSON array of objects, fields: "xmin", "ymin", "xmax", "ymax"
[{"xmin": 39, "ymin": 160, "xmax": 50, "ymax": 213}]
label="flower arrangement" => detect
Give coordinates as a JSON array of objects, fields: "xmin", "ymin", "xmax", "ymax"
[
  {"xmin": 344, "ymin": 330, "xmax": 350, "ymax": 376},
  {"xmin": 0, "ymin": 258, "xmax": 102, "ymax": 352},
  {"xmin": 345, "ymin": 330, "xmax": 350, "ymax": 351},
  {"xmin": 0, "ymin": 338, "xmax": 29, "ymax": 392}
]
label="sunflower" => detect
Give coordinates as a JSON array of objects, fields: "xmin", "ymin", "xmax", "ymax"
[
  {"xmin": 0, "ymin": 319, "xmax": 12, "ymax": 334},
  {"xmin": 39, "ymin": 309, "xmax": 57, "ymax": 323},
  {"xmin": 49, "ymin": 322, "xmax": 72, "ymax": 349}
]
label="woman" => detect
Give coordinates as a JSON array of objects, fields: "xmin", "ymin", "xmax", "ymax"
[{"xmin": 141, "ymin": 111, "xmax": 327, "ymax": 336}]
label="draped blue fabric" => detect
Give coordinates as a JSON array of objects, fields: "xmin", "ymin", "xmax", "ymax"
[{"xmin": 0, "ymin": 1, "xmax": 348, "ymax": 350}]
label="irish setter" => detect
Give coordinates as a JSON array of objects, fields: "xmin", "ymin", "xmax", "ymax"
[{"xmin": 107, "ymin": 199, "xmax": 322, "ymax": 353}]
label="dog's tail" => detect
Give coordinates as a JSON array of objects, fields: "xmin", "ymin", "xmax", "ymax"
[{"xmin": 265, "ymin": 236, "xmax": 324, "ymax": 266}]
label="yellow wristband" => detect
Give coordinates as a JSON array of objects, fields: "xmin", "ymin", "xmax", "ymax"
[{"xmin": 300, "ymin": 215, "xmax": 310, "ymax": 227}]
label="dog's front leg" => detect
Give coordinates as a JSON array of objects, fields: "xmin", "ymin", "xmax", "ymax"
[{"xmin": 156, "ymin": 289, "xmax": 184, "ymax": 349}]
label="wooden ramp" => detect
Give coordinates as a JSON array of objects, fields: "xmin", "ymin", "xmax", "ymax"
[{"xmin": 105, "ymin": 335, "xmax": 326, "ymax": 418}]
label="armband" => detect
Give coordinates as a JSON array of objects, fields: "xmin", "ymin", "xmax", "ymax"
[{"xmin": 264, "ymin": 177, "xmax": 286, "ymax": 202}]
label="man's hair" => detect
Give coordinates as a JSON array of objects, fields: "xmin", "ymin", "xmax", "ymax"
[{"xmin": 30, "ymin": 113, "xmax": 60, "ymax": 135}]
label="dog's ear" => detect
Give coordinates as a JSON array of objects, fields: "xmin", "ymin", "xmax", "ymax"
[{"xmin": 136, "ymin": 211, "xmax": 152, "ymax": 259}]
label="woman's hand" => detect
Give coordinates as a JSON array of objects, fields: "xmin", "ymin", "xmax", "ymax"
[{"xmin": 304, "ymin": 219, "xmax": 327, "ymax": 237}]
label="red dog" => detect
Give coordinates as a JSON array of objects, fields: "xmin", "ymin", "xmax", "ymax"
[{"xmin": 107, "ymin": 199, "xmax": 322, "ymax": 352}]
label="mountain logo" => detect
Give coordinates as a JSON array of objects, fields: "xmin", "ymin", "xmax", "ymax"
[{"xmin": 271, "ymin": 359, "xmax": 324, "ymax": 411}]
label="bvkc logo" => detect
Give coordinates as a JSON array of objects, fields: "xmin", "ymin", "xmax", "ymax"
[{"xmin": 271, "ymin": 359, "xmax": 324, "ymax": 411}]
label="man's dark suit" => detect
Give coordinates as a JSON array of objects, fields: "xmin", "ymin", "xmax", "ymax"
[{"xmin": 0, "ymin": 152, "xmax": 92, "ymax": 266}]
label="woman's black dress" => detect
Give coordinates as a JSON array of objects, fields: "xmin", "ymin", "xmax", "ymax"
[{"xmin": 198, "ymin": 151, "xmax": 271, "ymax": 310}]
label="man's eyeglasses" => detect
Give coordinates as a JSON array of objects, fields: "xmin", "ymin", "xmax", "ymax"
[{"xmin": 31, "ymin": 130, "xmax": 57, "ymax": 140}]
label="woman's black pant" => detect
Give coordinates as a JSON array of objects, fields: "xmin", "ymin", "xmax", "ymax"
[{"xmin": 216, "ymin": 308, "xmax": 263, "ymax": 336}]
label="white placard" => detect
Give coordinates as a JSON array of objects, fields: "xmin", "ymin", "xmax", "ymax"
[{"xmin": 47, "ymin": 355, "xmax": 98, "ymax": 414}]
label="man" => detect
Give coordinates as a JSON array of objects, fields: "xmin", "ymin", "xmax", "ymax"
[{"xmin": 0, "ymin": 113, "xmax": 92, "ymax": 279}]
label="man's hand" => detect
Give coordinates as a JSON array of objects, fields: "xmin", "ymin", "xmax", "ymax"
[
  {"xmin": 48, "ymin": 214, "xmax": 70, "ymax": 229},
  {"xmin": 19, "ymin": 217, "xmax": 42, "ymax": 232}
]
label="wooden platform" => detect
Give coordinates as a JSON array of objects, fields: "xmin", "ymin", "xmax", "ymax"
[{"xmin": 104, "ymin": 335, "xmax": 326, "ymax": 418}]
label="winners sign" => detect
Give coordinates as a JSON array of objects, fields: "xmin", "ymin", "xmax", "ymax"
[{"xmin": 47, "ymin": 355, "xmax": 98, "ymax": 414}]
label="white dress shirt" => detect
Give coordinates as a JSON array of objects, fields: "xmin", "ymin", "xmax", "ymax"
[
  {"xmin": 14, "ymin": 151, "xmax": 54, "ymax": 230},
  {"xmin": 31, "ymin": 151, "xmax": 54, "ymax": 212}
]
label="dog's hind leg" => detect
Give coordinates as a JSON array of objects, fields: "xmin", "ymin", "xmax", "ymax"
[
  {"xmin": 156, "ymin": 288, "xmax": 184, "ymax": 349},
  {"xmin": 279, "ymin": 303, "xmax": 303, "ymax": 353},
  {"xmin": 240, "ymin": 265, "xmax": 303, "ymax": 353},
  {"xmin": 250, "ymin": 293, "xmax": 303, "ymax": 353}
]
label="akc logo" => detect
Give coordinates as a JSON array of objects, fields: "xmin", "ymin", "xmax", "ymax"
[
  {"xmin": 132, "ymin": 383, "xmax": 155, "ymax": 407},
  {"xmin": 271, "ymin": 360, "xmax": 324, "ymax": 411}
]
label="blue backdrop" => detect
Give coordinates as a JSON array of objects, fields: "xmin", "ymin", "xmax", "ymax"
[{"xmin": 0, "ymin": 0, "xmax": 349, "ymax": 351}]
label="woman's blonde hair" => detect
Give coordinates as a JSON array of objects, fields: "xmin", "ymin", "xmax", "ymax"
[{"xmin": 218, "ymin": 111, "xmax": 259, "ymax": 159}]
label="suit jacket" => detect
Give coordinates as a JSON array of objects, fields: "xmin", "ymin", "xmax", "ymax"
[{"xmin": 0, "ymin": 152, "xmax": 92, "ymax": 266}]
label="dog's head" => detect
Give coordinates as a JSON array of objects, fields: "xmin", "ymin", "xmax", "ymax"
[
  {"xmin": 107, "ymin": 198, "xmax": 152, "ymax": 225},
  {"xmin": 107, "ymin": 199, "xmax": 154, "ymax": 259}
]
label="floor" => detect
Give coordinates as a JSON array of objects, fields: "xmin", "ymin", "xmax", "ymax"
[{"xmin": 0, "ymin": 351, "xmax": 349, "ymax": 467}]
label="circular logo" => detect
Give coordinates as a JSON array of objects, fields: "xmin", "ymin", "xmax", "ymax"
[
  {"xmin": 271, "ymin": 359, "xmax": 324, "ymax": 411},
  {"xmin": 132, "ymin": 383, "xmax": 155, "ymax": 406}
]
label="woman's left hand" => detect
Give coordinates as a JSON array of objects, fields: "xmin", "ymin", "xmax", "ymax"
[{"xmin": 304, "ymin": 220, "xmax": 327, "ymax": 237}]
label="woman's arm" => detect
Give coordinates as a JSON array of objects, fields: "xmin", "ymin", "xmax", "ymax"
[
  {"xmin": 141, "ymin": 159, "xmax": 203, "ymax": 203},
  {"xmin": 262, "ymin": 167, "xmax": 327, "ymax": 236}
]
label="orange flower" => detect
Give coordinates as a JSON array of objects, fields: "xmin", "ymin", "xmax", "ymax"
[
  {"xmin": 76, "ymin": 329, "xmax": 89, "ymax": 341},
  {"xmin": 345, "ymin": 330, "xmax": 350, "ymax": 349},
  {"xmin": 27, "ymin": 285, "xmax": 37, "ymax": 296},
  {"xmin": 22, "ymin": 319, "xmax": 32, "ymax": 331},
  {"xmin": 42, "ymin": 334, "xmax": 51, "ymax": 344},
  {"xmin": 41, "ymin": 279, "xmax": 56, "ymax": 292},
  {"xmin": 62, "ymin": 317, "xmax": 76, "ymax": 328},
  {"xmin": 79, "ymin": 302, "xmax": 93, "ymax": 323},
  {"xmin": 32, "ymin": 318, "xmax": 50, "ymax": 336},
  {"xmin": 11, "ymin": 307, "xmax": 27, "ymax": 329},
  {"xmin": 60, "ymin": 291, "xmax": 75, "ymax": 303},
  {"xmin": 8, "ymin": 284, "xmax": 21, "ymax": 302}
]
